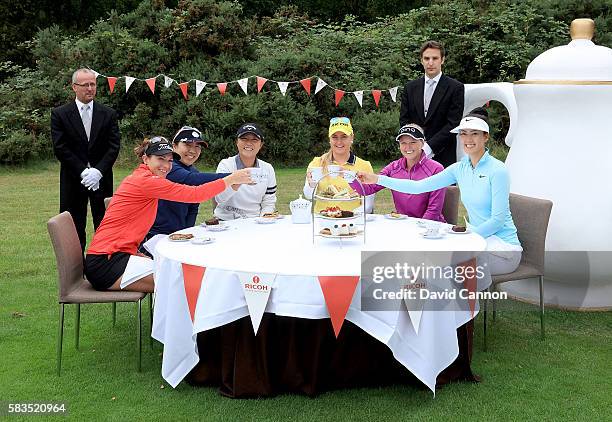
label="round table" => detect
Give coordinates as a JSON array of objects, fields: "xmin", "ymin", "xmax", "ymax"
[{"xmin": 152, "ymin": 215, "xmax": 488, "ymax": 394}]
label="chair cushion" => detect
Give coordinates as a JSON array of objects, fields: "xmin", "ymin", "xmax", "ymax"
[
  {"xmin": 492, "ymin": 263, "xmax": 542, "ymax": 285},
  {"xmin": 61, "ymin": 278, "xmax": 146, "ymax": 304}
]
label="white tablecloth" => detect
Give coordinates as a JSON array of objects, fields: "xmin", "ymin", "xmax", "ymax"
[{"xmin": 152, "ymin": 215, "xmax": 488, "ymax": 392}]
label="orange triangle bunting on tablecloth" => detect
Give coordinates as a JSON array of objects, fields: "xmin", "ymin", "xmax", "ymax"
[
  {"xmin": 217, "ymin": 82, "xmax": 227, "ymax": 95},
  {"xmin": 317, "ymin": 275, "xmax": 360, "ymax": 337},
  {"xmin": 181, "ymin": 263, "xmax": 206, "ymax": 322}
]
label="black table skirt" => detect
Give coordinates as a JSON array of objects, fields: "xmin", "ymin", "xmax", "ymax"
[{"xmin": 186, "ymin": 314, "xmax": 478, "ymax": 398}]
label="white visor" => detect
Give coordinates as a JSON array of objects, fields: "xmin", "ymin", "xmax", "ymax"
[{"xmin": 450, "ymin": 116, "xmax": 489, "ymax": 134}]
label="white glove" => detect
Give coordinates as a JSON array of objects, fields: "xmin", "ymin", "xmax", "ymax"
[
  {"xmin": 83, "ymin": 168, "xmax": 103, "ymax": 187},
  {"xmin": 88, "ymin": 180, "xmax": 100, "ymax": 191},
  {"xmin": 80, "ymin": 168, "xmax": 94, "ymax": 188}
]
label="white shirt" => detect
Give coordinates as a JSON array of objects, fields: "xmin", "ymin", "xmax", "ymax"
[{"xmin": 214, "ymin": 155, "xmax": 277, "ymax": 220}]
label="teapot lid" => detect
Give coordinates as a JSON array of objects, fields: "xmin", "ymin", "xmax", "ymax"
[
  {"xmin": 291, "ymin": 194, "xmax": 310, "ymax": 205},
  {"xmin": 519, "ymin": 19, "xmax": 612, "ymax": 83}
]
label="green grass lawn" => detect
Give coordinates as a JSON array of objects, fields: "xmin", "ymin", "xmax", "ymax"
[{"xmin": 0, "ymin": 162, "xmax": 610, "ymax": 420}]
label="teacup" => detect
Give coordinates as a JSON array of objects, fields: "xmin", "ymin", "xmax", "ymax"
[
  {"xmin": 327, "ymin": 164, "xmax": 341, "ymax": 175},
  {"xmin": 424, "ymin": 222, "xmax": 441, "ymax": 237},
  {"xmin": 342, "ymin": 170, "xmax": 356, "ymax": 182},
  {"xmin": 309, "ymin": 167, "xmax": 324, "ymax": 183},
  {"xmin": 249, "ymin": 167, "xmax": 266, "ymax": 184}
]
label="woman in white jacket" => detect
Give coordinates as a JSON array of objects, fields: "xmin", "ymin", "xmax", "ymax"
[{"xmin": 214, "ymin": 123, "xmax": 277, "ymax": 220}]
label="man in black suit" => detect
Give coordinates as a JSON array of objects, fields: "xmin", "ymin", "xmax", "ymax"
[
  {"xmin": 400, "ymin": 41, "xmax": 464, "ymax": 168},
  {"xmin": 51, "ymin": 68, "xmax": 120, "ymax": 251}
]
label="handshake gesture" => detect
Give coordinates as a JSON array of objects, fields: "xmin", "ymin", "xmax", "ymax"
[{"xmin": 80, "ymin": 168, "xmax": 103, "ymax": 191}]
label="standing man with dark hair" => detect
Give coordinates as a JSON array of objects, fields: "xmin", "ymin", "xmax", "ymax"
[
  {"xmin": 400, "ymin": 40, "xmax": 464, "ymax": 168},
  {"xmin": 51, "ymin": 68, "xmax": 121, "ymax": 251}
]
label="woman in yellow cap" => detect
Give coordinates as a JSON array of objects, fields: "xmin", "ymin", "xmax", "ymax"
[{"xmin": 303, "ymin": 117, "xmax": 374, "ymax": 213}]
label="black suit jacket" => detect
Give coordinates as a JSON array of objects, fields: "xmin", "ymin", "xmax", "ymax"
[
  {"xmin": 51, "ymin": 101, "xmax": 120, "ymax": 196},
  {"xmin": 399, "ymin": 75, "xmax": 464, "ymax": 168}
]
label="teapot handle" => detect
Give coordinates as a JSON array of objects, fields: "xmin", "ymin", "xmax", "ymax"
[{"xmin": 463, "ymin": 82, "xmax": 517, "ymax": 147}]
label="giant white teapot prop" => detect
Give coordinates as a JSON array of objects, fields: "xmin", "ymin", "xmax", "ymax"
[{"xmin": 463, "ymin": 19, "xmax": 612, "ymax": 309}]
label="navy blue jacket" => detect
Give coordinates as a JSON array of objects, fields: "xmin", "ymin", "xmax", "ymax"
[{"xmin": 148, "ymin": 161, "xmax": 229, "ymax": 236}]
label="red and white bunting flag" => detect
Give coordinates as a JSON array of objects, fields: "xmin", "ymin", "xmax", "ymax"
[
  {"xmin": 300, "ymin": 78, "xmax": 311, "ymax": 95},
  {"xmin": 107, "ymin": 77, "xmax": 117, "ymax": 94},
  {"xmin": 181, "ymin": 263, "xmax": 207, "ymax": 322},
  {"xmin": 195, "ymin": 80, "xmax": 206, "ymax": 97},
  {"xmin": 317, "ymin": 275, "xmax": 360, "ymax": 337},
  {"xmin": 314, "ymin": 78, "xmax": 327, "ymax": 94},
  {"xmin": 145, "ymin": 77, "xmax": 156, "ymax": 94},
  {"xmin": 372, "ymin": 90, "xmax": 382, "ymax": 107},
  {"xmin": 178, "ymin": 82, "xmax": 189, "ymax": 100},
  {"xmin": 164, "ymin": 75, "xmax": 174, "ymax": 88},
  {"xmin": 277, "ymin": 81, "xmax": 289, "ymax": 96},
  {"xmin": 335, "ymin": 89, "xmax": 345, "ymax": 107},
  {"xmin": 238, "ymin": 78, "xmax": 248, "ymax": 95},
  {"xmin": 353, "ymin": 91, "xmax": 363, "ymax": 107},
  {"xmin": 256, "ymin": 76, "xmax": 267, "ymax": 92},
  {"xmin": 217, "ymin": 82, "xmax": 227, "ymax": 96},
  {"xmin": 237, "ymin": 272, "xmax": 276, "ymax": 335},
  {"xmin": 389, "ymin": 86, "xmax": 399, "ymax": 102},
  {"xmin": 125, "ymin": 76, "xmax": 136, "ymax": 93}
]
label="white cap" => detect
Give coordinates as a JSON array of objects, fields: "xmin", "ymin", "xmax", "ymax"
[{"xmin": 450, "ymin": 116, "xmax": 490, "ymax": 134}]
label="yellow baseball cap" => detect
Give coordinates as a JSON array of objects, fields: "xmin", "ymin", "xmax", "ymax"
[{"xmin": 328, "ymin": 117, "xmax": 353, "ymax": 137}]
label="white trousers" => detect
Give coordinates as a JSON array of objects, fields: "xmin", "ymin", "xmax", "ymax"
[{"xmin": 485, "ymin": 235, "xmax": 522, "ymax": 276}]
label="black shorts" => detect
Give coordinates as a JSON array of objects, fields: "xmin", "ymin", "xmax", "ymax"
[{"xmin": 84, "ymin": 253, "xmax": 131, "ymax": 290}]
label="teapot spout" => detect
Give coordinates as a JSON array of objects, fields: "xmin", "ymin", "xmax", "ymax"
[{"xmin": 464, "ymin": 82, "xmax": 517, "ymax": 147}]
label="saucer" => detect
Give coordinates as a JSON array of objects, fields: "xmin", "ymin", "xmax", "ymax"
[
  {"xmin": 191, "ymin": 237, "xmax": 215, "ymax": 245},
  {"xmin": 419, "ymin": 231, "xmax": 445, "ymax": 239},
  {"xmin": 255, "ymin": 217, "xmax": 277, "ymax": 224}
]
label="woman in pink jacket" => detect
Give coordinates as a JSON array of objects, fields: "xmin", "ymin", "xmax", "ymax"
[{"xmin": 351, "ymin": 124, "xmax": 446, "ymax": 221}]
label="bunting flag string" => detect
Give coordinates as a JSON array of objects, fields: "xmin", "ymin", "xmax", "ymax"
[{"xmin": 86, "ymin": 68, "xmax": 402, "ymax": 108}]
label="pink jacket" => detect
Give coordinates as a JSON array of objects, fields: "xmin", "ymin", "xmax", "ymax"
[{"xmin": 350, "ymin": 152, "xmax": 446, "ymax": 222}]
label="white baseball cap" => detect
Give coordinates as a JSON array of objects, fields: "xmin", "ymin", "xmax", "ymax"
[{"xmin": 450, "ymin": 116, "xmax": 489, "ymax": 134}]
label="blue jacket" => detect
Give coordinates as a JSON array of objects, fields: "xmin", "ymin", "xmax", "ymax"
[{"xmin": 148, "ymin": 161, "xmax": 229, "ymax": 236}]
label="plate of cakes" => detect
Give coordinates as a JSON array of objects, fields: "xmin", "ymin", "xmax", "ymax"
[
  {"xmin": 169, "ymin": 233, "xmax": 194, "ymax": 242},
  {"xmin": 261, "ymin": 211, "xmax": 284, "ymax": 219},
  {"xmin": 384, "ymin": 212, "xmax": 407, "ymax": 220},
  {"xmin": 318, "ymin": 206, "xmax": 358, "ymax": 220},
  {"xmin": 201, "ymin": 217, "xmax": 230, "ymax": 231},
  {"xmin": 318, "ymin": 223, "xmax": 361, "ymax": 238},
  {"xmin": 314, "ymin": 185, "xmax": 360, "ymax": 201}
]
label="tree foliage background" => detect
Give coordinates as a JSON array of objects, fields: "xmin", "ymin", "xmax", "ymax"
[{"xmin": 0, "ymin": 0, "xmax": 610, "ymax": 165}]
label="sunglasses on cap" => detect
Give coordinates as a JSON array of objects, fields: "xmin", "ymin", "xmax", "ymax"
[{"xmin": 330, "ymin": 117, "xmax": 350, "ymax": 124}]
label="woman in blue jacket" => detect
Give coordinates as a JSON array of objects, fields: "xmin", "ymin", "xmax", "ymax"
[{"xmin": 357, "ymin": 109, "xmax": 522, "ymax": 275}]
